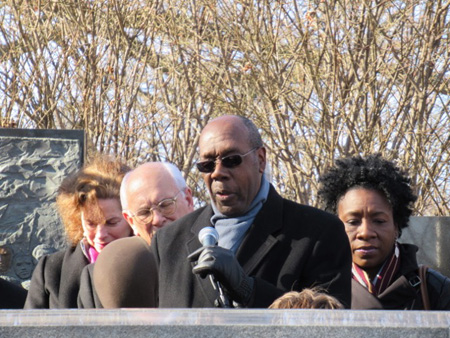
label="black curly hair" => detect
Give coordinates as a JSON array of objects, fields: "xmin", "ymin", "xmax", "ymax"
[{"xmin": 318, "ymin": 154, "xmax": 417, "ymax": 237}]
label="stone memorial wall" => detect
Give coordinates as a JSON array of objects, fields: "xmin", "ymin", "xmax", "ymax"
[
  {"xmin": 401, "ymin": 217, "xmax": 450, "ymax": 278},
  {"xmin": 0, "ymin": 129, "xmax": 84, "ymax": 288}
]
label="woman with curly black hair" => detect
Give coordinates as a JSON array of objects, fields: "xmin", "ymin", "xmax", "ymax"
[{"xmin": 319, "ymin": 154, "xmax": 450, "ymax": 310}]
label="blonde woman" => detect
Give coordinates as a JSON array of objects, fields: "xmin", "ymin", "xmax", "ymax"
[{"xmin": 25, "ymin": 156, "xmax": 132, "ymax": 308}]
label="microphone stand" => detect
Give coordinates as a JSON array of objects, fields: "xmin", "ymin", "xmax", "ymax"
[{"xmin": 209, "ymin": 275, "xmax": 231, "ymax": 308}]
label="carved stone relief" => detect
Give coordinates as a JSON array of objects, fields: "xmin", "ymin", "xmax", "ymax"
[{"xmin": 0, "ymin": 130, "xmax": 84, "ymax": 287}]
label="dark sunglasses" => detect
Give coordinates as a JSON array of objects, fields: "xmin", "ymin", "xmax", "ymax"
[{"xmin": 196, "ymin": 147, "xmax": 259, "ymax": 173}]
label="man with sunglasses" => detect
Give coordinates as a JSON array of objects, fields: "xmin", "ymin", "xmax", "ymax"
[
  {"xmin": 152, "ymin": 115, "xmax": 352, "ymax": 308},
  {"xmin": 78, "ymin": 162, "xmax": 194, "ymax": 308}
]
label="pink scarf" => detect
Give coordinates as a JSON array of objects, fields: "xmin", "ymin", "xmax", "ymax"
[
  {"xmin": 87, "ymin": 246, "xmax": 100, "ymax": 263},
  {"xmin": 352, "ymin": 242, "xmax": 400, "ymax": 296}
]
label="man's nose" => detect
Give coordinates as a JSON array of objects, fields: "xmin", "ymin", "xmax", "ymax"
[
  {"xmin": 149, "ymin": 209, "xmax": 167, "ymax": 229},
  {"xmin": 210, "ymin": 159, "xmax": 229, "ymax": 180}
]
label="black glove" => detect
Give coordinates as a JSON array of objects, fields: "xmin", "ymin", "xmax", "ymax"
[{"xmin": 187, "ymin": 246, "xmax": 254, "ymax": 305}]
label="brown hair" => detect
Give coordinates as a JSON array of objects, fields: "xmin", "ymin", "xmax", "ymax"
[
  {"xmin": 269, "ymin": 288, "xmax": 344, "ymax": 309},
  {"xmin": 56, "ymin": 155, "xmax": 131, "ymax": 245}
]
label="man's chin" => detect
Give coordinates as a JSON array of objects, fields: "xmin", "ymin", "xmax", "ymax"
[
  {"xmin": 138, "ymin": 231, "xmax": 153, "ymax": 245},
  {"xmin": 215, "ymin": 204, "xmax": 245, "ymax": 217}
]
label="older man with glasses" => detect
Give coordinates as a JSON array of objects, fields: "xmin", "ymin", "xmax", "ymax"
[
  {"xmin": 151, "ymin": 115, "xmax": 352, "ymax": 308},
  {"xmin": 77, "ymin": 162, "xmax": 194, "ymax": 308},
  {"xmin": 121, "ymin": 162, "xmax": 194, "ymax": 244}
]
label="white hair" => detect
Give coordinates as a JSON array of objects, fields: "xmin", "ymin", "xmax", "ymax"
[
  {"xmin": 120, "ymin": 171, "xmax": 131, "ymax": 209},
  {"xmin": 161, "ymin": 162, "xmax": 187, "ymax": 190},
  {"xmin": 120, "ymin": 162, "xmax": 188, "ymax": 209}
]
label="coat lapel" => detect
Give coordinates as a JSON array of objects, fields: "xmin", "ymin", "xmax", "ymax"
[
  {"xmin": 59, "ymin": 244, "xmax": 89, "ymax": 308},
  {"xmin": 351, "ymin": 279, "xmax": 383, "ymax": 309},
  {"xmin": 185, "ymin": 206, "xmax": 219, "ymax": 306},
  {"xmin": 186, "ymin": 187, "xmax": 284, "ymax": 304},
  {"xmin": 186, "ymin": 206, "xmax": 214, "ymax": 254},
  {"xmin": 377, "ymin": 275, "xmax": 419, "ymax": 309},
  {"xmin": 352, "ymin": 275, "xmax": 420, "ymax": 309},
  {"xmin": 236, "ymin": 185, "xmax": 283, "ymax": 275}
]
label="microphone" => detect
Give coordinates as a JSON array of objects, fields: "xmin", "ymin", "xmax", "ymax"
[
  {"xmin": 198, "ymin": 226, "xmax": 219, "ymax": 247},
  {"xmin": 197, "ymin": 227, "xmax": 231, "ymax": 308}
]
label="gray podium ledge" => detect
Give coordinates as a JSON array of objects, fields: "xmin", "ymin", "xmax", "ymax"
[{"xmin": 1, "ymin": 309, "xmax": 449, "ymax": 337}]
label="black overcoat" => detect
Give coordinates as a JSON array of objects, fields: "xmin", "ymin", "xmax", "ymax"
[
  {"xmin": 24, "ymin": 244, "xmax": 89, "ymax": 309},
  {"xmin": 0, "ymin": 278, "xmax": 27, "ymax": 309},
  {"xmin": 77, "ymin": 263, "xmax": 103, "ymax": 308},
  {"xmin": 152, "ymin": 185, "xmax": 352, "ymax": 308}
]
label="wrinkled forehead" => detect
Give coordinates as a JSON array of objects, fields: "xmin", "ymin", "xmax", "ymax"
[
  {"xmin": 127, "ymin": 169, "xmax": 179, "ymax": 207},
  {"xmin": 199, "ymin": 124, "xmax": 250, "ymax": 157}
]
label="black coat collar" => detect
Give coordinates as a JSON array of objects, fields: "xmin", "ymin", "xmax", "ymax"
[{"xmin": 184, "ymin": 185, "xmax": 283, "ymax": 304}]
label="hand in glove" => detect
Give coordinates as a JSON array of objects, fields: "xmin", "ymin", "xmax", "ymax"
[{"xmin": 187, "ymin": 246, "xmax": 254, "ymax": 305}]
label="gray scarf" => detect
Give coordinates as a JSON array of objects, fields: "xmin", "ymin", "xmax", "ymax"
[{"xmin": 210, "ymin": 175, "xmax": 270, "ymax": 253}]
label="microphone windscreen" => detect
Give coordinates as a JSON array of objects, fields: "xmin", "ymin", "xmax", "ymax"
[{"xmin": 198, "ymin": 226, "xmax": 219, "ymax": 246}]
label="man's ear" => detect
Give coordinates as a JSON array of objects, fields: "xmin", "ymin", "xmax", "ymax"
[
  {"xmin": 123, "ymin": 211, "xmax": 139, "ymax": 236},
  {"xmin": 123, "ymin": 211, "xmax": 133, "ymax": 226},
  {"xmin": 257, "ymin": 146, "xmax": 266, "ymax": 174},
  {"xmin": 184, "ymin": 187, "xmax": 195, "ymax": 210}
]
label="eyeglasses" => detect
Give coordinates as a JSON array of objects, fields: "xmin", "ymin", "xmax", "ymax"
[
  {"xmin": 196, "ymin": 147, "xmax": 259, "ymax": 173},
  {"xmin": 128, "ymin": 191, "xmax": 182, "ymax": 224}
]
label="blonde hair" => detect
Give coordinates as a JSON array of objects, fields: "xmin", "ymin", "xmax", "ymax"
[
  {"xmin": 56, "ymin": 155, "xmax": 131, "ymax": 245},
  {"xmin": 269, "ymin": 288, "xmax": 344, "ymax": 309}
]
